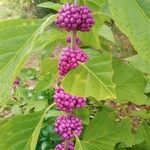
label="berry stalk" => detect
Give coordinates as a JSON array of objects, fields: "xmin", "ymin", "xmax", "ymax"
[
  {"xmin": 74, "ymin": 0, "xmax": 79, "ymax": 5},
  {"xmin": 71, "ymin": 0, "xmax": 78, "ymax": 49},
  {"xmin": 71, "ymin": 31, "xmax": 76, "ymax": 49},
  {"xmin": 65, "ymin": 140, "xmax": 69, "ymax": 150}
]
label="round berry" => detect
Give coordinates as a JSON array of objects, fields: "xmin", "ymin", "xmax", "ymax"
[
  {"xmin": 56, "ymin": 3, "xmax": 81, "ymax": 31},
  {"xmin": 54, "ymin": 87, "xmax": 86, "ymax": 112},
  {"xmin": 58, "ymin": 47, "xmax": 88, "ymax": 76},
  {"xmin": 14, "ymin": 79, "xmax": 20, "ymax": 85},
  {"xmin": 54, "ymin": 115, "xmax": 83, "ymax": 140},
  {"xmin": 55, "ymin": 142, "xmax": 74, "ymax": 150}
]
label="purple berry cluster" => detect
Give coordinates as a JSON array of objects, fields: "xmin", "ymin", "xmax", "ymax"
[
  {"xmin": 59, "ymin": 46, "xmax": 88, "ymax": 76},
  {"xmin": 54, "ymin": 115, "xmax": 83, "ymax": 140},
  {"xmin": 79, "ymin": 6, "xmax": 94, "ymax": 32},
  {"xmin": 55, "ymin": 142, "xmax": 74, "ymax": 150},
  {"xmin": 56, "ymin": 4, "xmax": 80, "ymax": 31},
  {"xmin": 56, "ymin": 3, "xmax": 94, "ymax": 32},
  {"xmin": 66, "ymin": 36, "xmax": 81, "ymax": 45},
  {"xmin": 53, "ymin": 2, "xmax": 94, "ymax": 150},
  {"xmin": 54, "ymin": 87, "xmax": 86, "ymax": 112}
]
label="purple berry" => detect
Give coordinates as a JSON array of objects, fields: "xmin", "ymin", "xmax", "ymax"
[
  {"xmin": 66, "ymin": 36, "xmax": 81, "ymax": 45},
  {"xmin": 56, "ymin": 4, "xmax": 94, "ymax": 32},
  {"xmin": 54, "ymin": 87, "xmax": 86, "ymax": 112},
  {"xmin": 55, "ymin": 141, "xmax": 74, "ymax": 150},
  {"xmin": 54, "ymin": 115, "xmax": 83, "ymax": 140},
  {"xmin": 58, "ymin": 46, "xmax": 88, "ymax": 76},
  {"xmin": 79, "ymin": 6, "xmax": 94, "ymax": 32},
  {"xmin": 56, "ymin": 3, "xmax": 81, "ymax": 31},
  {"xmin": 14, "ymin": 78, "xmax": 20, "ymax": 85}
]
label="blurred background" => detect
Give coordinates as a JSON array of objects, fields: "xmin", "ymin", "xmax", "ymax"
[{"xmin": 0, "ymin": 0, "xmax": 58, "ymax": 19}]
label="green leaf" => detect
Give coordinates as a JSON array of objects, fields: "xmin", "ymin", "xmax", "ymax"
[
  {"xmin": 37, "ymin": 2, "xmax": 62, "ymax": 11},
  {"xmin": 133, "ymin": 122, "xmax": 150, "ymax": 148},
  {"xmin": 75, "ymin": 110, "xmax": 132, "ymax": 150},
  {"xmin": 113, "ymin": 119, "xmax": 133, "ymax": 147},
  {"xmin": 84, "ymin": 0, "xmax": 110, "ymax": 14},
  {"xmin": 132, "ymin": 142, "xmax": 150, "ymax": 150},
  {"xmin": 0, "ymin": 15, "xmax": 56, "ymax": 104},
  {"xmin": 28, "ymin": 103, "xmax": 55, "ymax": 150},
  {"xmin": 145, "ymin": 76, "xmax": 150, "ymax": 94},
  {"xmin": 84, "ymin": 0, "xmax": 101, "ymax": 12},
  {"xmin": 62, "ymin": 50, "xmax": 116, "ymax": 100},
  {"xmin": 25, "ymin": 100, "xmax": 48, "ymax": 113},
  {"xmin": 140, "ymin": 123, "xmax": 150, "ymax": 146},
  {"xmin": 126, "ymin": 55, "xmax": 150, "ymax": 74},
  {"xmin": 0, "ymin": 103, "xmax": 55, "ymax": 150},
  {"xmin": 133, "ymin": 126, "xmax": 145, "ymax": 145},
  {"xmin": 98, "ymin": 25, "xmax": 115, "ymax": 42},
  {"xmin": 99, "ymin": 1, "xmax": 112, "ymax": 18},
  {"xmin": 74, "ymin": 107, "xmax": 90, "ymax": 125},
  {"xmin": 136, "ymin": 0, "xmax": 150, "ymax": 18},
  {"xmin": 45, "ymin": 109, "xmax": 63, "ymax": 119},
  {"xmin": 78, "ymin": 30, "xmax": 101, "ymax": 49},
  {"xmin": 40, "ymin": 29, "xmax": 67, "ymax": 58},
  {"xmin": 109, "ymin": 0, "xmax": 150, "ymax": 63},
  {"xmin": 78, "ymin": 8, "xmax": 111, "ymax": 49},
  {"xmin": 0, "ymin": 111, "xmax": 43, "ymax": 150},
  {"xmin": 60, "ymin": 0, "xmax": 72, "ymax": 4},
  {"xmin": 75, "ymin": 136, "xmax": 86, "ymax": 150},
  {"xmin": 112, "ymin": 58, "xmax": 147, "ymax": 104},
  {"xmin": 11, "ymin": 105, "xmax": 23, "ymax": 115},
  {"xmin": 131, "ymin": 110, "xmax": 150, "ymax": 119},
  {"xmin": 35, "ymin": 58, "xmax": 58, "ymax": 92}
]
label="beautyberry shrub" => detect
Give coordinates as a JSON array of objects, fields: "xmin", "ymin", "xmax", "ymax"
[
  {"xmin": 58, "ymin": 46, "xmax": 88, "ymax": 76},
  {"xmin": 54, "ymin": 87, "xmax": 86, "ymax": 112},
  {"xmin": 54, "ymin": 115, "xmax": 83, "ymax": 140}
]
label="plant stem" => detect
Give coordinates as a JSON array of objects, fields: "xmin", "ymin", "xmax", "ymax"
[
  {"xmin": 71, "ymin": 31, "xmax": 76, "ymax": 49},
  {"xmin": 66, "ymin": 1, "xmax": 79, "ymax": 150},
  {"xmin": 74, "ymin": 0, "xmax": 79, "ymax": 5},
  {"xmin": 65, "ymin": 140, "xmax": 69, "ymax": 150},
  {"xmin": 71, "ymin": 0, "xmax": 79, "ymax": 49}
]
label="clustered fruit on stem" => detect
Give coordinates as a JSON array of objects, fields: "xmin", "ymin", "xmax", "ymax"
[{"xmin": 54, "ymin": 1, "xmax": 94, "ymax": 150}]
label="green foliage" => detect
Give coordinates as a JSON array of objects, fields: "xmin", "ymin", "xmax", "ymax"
[
  {"xmin": 75, "ymin": 109, "xmax": 133, "ymax": 150},
  {"xmin": 77, "ymin": 0, "xmax": 112, "ymax": 49},
  {"xmin": 132, "ymin": 142, "xmax": 150, "ymax": 150},
  {"xmin": 126, "ymin": 55, "xmax": 150, "ymax": 74},
  {"xmin": 74, "ymin": 107, "xmax": 90, "ymax": 125},
  {"xmin": 35, "ymin": 58, "xmax": 58, "ymax": 92},
  {"xmin": 0, "ymin": 15, "xmax": 56, "ymax": 104},
  {"xmin": 131, "ymin": 110, "xmax": 150, "ymax": 119},
  {"xmin": 0, "ymin": 111, "xmax": 43, "ymax": 150},
  {"xmin": 37, "ymin": 2, "xmax": 62, "ymax": 11},
  {"xmin": 62, "ymin": 50, "xmax": 116, "ymax": 100},
  {"xmin": 145, "ymin": 76, "xmax": 150, "ymax": 94},
  {"xmin": 79, "ymin": 31, "xmax": 101, "ymax": 49},
  {"xmin": 98, "ymin": 25, "xmax": 115, "ymax": 43},
  {"xmin": 109, "ymin": 0, "xmax": 150, "ymax": 63},
  {"xmin": 112, "ymin": 58, "xmax": 147, "ymax": 104},
  {"xmin": 136, "ymin": 0, "xmax": 150, "ymax": 18}
]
